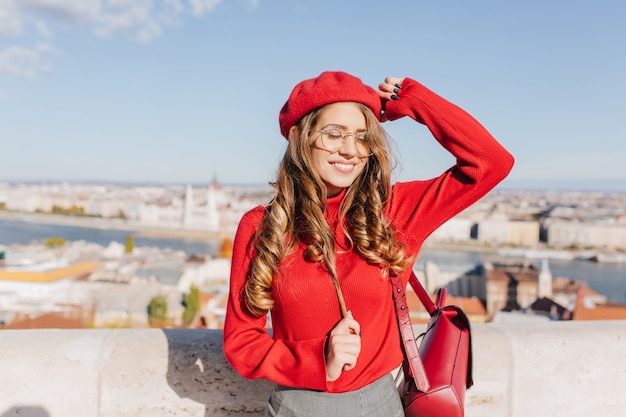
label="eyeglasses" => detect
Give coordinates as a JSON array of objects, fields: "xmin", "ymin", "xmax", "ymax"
[{"xmin": 314, "ymin": 126, "xmax": 372, "ymax": 157}]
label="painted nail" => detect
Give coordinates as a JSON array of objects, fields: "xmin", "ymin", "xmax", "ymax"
[
  {"xmin": 390, "ymin": 94, "xmax": 399, "ymax": 100},
  {"xmin": 393, "ymin": 87, "xmax": 399, "ymax": 94},
  {"xmin": 394, "ymin": 83, "xmax": 402, "ymax": 89}
]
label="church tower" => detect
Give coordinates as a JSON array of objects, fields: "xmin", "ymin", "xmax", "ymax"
[
  {"xmin": 538, "ymin": 257, "xmax": 553, "ymax": 298},
  {"xmin": 206, "ymin": 179, "xmax": 220, "ymax": 233},
  {"xmin": 183, "ymin": 184, "xmax": 193, "ymax": 228}
]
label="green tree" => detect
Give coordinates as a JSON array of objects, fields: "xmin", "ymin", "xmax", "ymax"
[
  {"xmin": 125, "ymin": 234, "xmax": 135, "ymax": 254},
  {"xmin": 147, "ymin": 295, "xmax": 169, "ymax": 327},
  {"xmin": 182, "ymin": 284, "xmax": 202, "ymax": 326},
  {"xmin": 44, "ymin": 237, "xmax": 67, "ymax": 248}
]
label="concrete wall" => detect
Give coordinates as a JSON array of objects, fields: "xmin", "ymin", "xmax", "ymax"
[{"xmin": 0, "ymin": 320, "xmax": 624, "ymax": 417}]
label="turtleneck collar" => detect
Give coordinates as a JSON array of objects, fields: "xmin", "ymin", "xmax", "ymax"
[{"xmin": 325, "ymin": 188, "xmax": 347, "ymax": 220}]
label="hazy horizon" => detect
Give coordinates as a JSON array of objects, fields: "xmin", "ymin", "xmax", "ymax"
[{"xmin": 1, "ymin": 177, "xmax": 625, "ymax": 194}]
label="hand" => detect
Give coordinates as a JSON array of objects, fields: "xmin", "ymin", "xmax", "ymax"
[
  {"xmin": 377, "ymin": 76, "xmax": 405, "ymax": 122},
  {"xmin": 325, "ymin": 311, "xmax": 361, "ymax": 382}
]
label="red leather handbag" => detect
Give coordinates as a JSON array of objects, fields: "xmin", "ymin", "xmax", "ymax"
[{"xmin": 390, "ymin": 271, "xmax": 473, "ymax": 417}]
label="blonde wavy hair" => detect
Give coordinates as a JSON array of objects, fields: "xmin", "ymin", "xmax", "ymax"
[{"xmin": 244, "ymin": 103, "xmax": 410, "ymax": 317}]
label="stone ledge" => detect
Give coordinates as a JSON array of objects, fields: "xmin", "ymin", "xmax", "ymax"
[{"xmin": 0, "ymin": 320, "xmax": 624, "ymax": 416}]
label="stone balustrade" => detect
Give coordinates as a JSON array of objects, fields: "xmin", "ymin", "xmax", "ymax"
[{"xmin": 1, "ymin": 320, "xmax": 624, "ymax": 416}]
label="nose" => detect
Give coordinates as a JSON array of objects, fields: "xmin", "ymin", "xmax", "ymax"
[{"xmin": 337, "ymin": 134, "xmax": 358, "ymax": 157}]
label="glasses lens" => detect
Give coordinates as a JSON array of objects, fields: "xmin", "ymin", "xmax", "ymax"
[
  {"xmin": 320, "ymin": 127, "xmax": 344, "ymax": 152},
  {"xmin": 355, "ymin": 135, "xmax": 372, "ymax": 157}
]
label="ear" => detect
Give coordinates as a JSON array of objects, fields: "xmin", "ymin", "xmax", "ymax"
[{"xmin": 288, "ymin": 125, "xmax": 299, "ymax": 141}]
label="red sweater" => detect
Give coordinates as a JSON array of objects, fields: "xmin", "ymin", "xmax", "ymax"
[{"xmin": 223, "ymin": 78, "xmax": 514, "ymax": 393}]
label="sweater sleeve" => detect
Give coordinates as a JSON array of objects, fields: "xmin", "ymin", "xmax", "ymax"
[
  {"xmin": 222, "ymin": 208, "xmax": 330, "ymax": 390},
  {"xmin": 383, "ymin": 78, "xmax": 514, "ymax": 252}
]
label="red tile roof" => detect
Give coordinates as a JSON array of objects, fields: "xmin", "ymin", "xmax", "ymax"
[
  {"xmin": 2, "ymin": 312, "xmax": 87, "ymax": 329},
  {"xmin": 572, "ymin": 285, "xmax": 626, "ymax": 320}
]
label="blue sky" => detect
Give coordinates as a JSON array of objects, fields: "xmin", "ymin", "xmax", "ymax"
[{"xmin": 0, "ymin": 0, "xmax": 624, "ymax": 191}]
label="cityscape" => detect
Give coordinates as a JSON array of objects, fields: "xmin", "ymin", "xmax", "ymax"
[{"xmin": 1, "ymin": 180, "xmax": 625, "ymax": 330}]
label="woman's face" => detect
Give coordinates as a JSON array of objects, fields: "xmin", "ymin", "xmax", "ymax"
[{"xmin": 310, "ymin": 102, "xmax": 369, "ymax": 197}]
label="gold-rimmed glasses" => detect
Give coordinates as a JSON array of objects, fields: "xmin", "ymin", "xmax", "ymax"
[{"xmin": 314, "ymin": 125, "xmax": 373, "ymax": 157}]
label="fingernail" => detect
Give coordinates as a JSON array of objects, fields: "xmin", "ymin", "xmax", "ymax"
[
  {"xmin": 390, "ymin": 94, "xmax": 399, "ymax": 100},
  {"xmin": 394, "ymin": 83, "xmax": 402, "ymax": 89},
  {"xmin": 393, "ymin": 88, "xmax": 399, "ymax": 94}
]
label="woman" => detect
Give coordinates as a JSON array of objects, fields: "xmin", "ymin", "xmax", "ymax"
[{"xmin": 223, "ymin": 71, "xmax": 514, "ymax": 416}]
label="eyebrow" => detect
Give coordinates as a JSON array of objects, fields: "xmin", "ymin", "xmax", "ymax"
[{"xmin": 322, "ymin": 124, "xmax": 367, "ymax": 132}]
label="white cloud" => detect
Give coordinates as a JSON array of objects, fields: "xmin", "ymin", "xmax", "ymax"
[
  {"xmin": 3, "ymin": 0, "xmax": 228, "ymax": 43},
  {"xmin": 21, "ymin": 0, "xmax": 102, "ymax": 24},
  {"xmin": 0, "ymin": 0, "xmax": 234, "ymax": 78},
  {"xmin": 0, "ymin": 44, "xmax": 53, "ymax": 79},
  {"xmin": 94, "ymin": 0, "xmax": 159, "ymax": 42},
  {"xmin": 0, "ymin": 0, "xmax": 22, "ymax": 36},
  {"xmin": 35, "ymin": 19, "xmax": 54, "ymax": 39},
  {"xmin": 92, "ymin": 0, "xmax": 197, "ymax": 43},
  {"xmin": 189, "ymin": 0, "xmax": 222, "ymax": 17}
]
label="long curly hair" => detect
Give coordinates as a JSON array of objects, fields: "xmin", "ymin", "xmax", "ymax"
[{"xmin": 244, "ymin": 103, "xmax": 410, "ymax": 316}]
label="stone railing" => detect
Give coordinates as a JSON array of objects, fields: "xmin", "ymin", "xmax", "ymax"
[{"xmin": 1, "ymin": 320, "xmax": 624, "ymax": 416}]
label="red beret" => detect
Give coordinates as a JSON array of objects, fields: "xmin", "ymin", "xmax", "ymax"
[{"xmin": 278, "ymin": 71, "xmax": 382, "ymax": 139}]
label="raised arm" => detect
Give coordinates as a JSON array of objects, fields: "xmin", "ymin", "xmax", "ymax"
[{"xmin": 379, "ymin": 77, "xmax": 514, "ymax": 252}]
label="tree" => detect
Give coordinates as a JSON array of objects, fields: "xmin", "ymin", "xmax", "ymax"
[
  {"xmin": 125, "ymin": 234, "xmax": 135, "ymax": 254},
  {"xmin": 147, "ymin": 295, "xmax": 168, "ymax": 327},
  {"xmin": 182, "ymin": 284, "xmax": 201, "ymax": 326},
  {"xmin": 44, "ymin": 237, "xmax": 66, "ymax": 248}
]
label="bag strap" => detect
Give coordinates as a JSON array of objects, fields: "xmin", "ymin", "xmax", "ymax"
[
  {"xmin": 407, "ymin": 270, "xmax": 448, "ymax": 314},
  {"xmin": 390, "ymin": 271, "xmax": 436, "ymax": 393}
]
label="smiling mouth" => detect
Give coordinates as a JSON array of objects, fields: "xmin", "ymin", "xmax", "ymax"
[
  {"xmin": 332, "ymin": 162, "xmax": 354, "ymax": 168},
  {"xmin": 331, "ymin": 162, "xmax": 357, "ymax": 173}
]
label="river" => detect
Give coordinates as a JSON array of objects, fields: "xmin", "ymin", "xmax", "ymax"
[{"xmin": 1, "ymin": 219, "xmax": 625, "ymax": 303}]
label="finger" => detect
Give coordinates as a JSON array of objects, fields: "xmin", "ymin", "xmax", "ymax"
[
  {"xmin": 332, "ymin": 316, "xmax": 361, "ymax": 336},
  {"xmin": 343, "ymin": 357, "xmax": 357, "ymax": 371},
  {"xmin": 379, "ymin": 77, "xmax": 401, "ymax": 91},
  {"xmin": 328, "ymin": 350, "xmax": 357, "ymax": 375},
  {"xmin": 384, "ymin": 76, "xmax": 404, "ymax": 88},
  {"xmin": 343, "ymin": 359, "xmax": 356, "ymax": 371},
  {"xmin": 334, "ymin": 343, "xmax": 360, "ymax": 371},
  {"xmin": 378, "ymin": 79, "xmax": 402, "ymax": 101},
  {"xmin": 345, "ymin": 317, "xmax": 361, "ymax": 336},
  {"xmin": 328, "ymin": 334, "xmax": 361, "ymax": 356},
  {"xmin": 346, "ymin": 311, "xmax": 360, "ymax": 335},
  {"xmin": 377, "ymin": 81, "xmax": 395, "ymax": 95}
]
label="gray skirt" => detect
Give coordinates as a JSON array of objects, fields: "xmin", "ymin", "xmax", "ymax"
[{"xmin": 266, "ymin": 373, "xmax": 404, "ymax": 417}]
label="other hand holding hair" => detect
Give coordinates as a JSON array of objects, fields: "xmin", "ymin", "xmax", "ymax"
[{"xmin": 325, "ymin": 311, "xmax": 361, "ymax": 382}]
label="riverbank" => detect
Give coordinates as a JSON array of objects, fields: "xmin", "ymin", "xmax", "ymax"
[
  {"xmin": 0, "ymin": 211, "xmax": 506, "ymax": 253},
  {"xmin": 2, "ymin": 210, "xmax": 625, "ymax": 264},
  {"xmin": 0, "ymin": 211, "xmax": 219, "ymax": 241}
]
